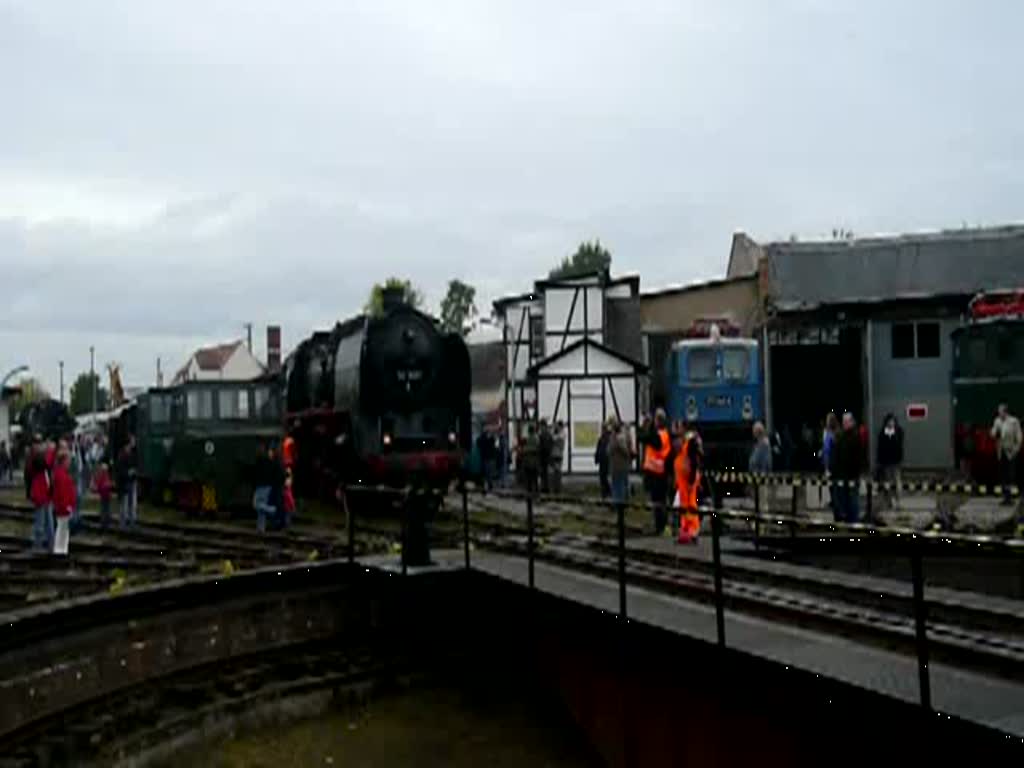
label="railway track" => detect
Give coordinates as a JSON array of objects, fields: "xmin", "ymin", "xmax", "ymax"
[
  {"xmin": 0, "ymin": 501, "xmax": 388, "ymax": 610},
  {"xmin": 0, "ymin": 640, "xmax": 433, "ymax": 768},
  {"xmin": 477, "ymin": 530, "xmax": 1024, "ymax": 679}
]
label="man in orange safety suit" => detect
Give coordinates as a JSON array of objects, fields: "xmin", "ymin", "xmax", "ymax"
[{"xmin": 674, "ymin": 429, "xmax": 703, "ymax": 544}]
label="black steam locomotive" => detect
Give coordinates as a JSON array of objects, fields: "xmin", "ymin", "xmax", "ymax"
[
  {"xmin": 17, "ymin": 398, "xmax": 76, "ymax": 442},
  {"xmin": 285, "ymin": 290, "xmax": 471, "ymax": 499}
]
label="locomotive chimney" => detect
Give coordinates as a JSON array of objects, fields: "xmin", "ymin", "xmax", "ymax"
[
  {"xmin": 266, "ymin": 325, "xmax": 282, "ymax": 373},
  {"xmin": 381, "ymin": 286, "xmax": 404, "ymax": 313}
]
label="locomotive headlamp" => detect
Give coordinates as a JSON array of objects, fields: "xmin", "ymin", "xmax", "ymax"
[
  {"xmin": 448, "ymin": 431, "xmax": 457, "ymax": 444},
  {"xmin": 382, "ymin": 433, "xmax": 392, "ymax": 447}
]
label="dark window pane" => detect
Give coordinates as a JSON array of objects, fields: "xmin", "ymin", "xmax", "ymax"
[
  {"xmin": 530, "ymin": 315, "xmax": 545, "ymax": 359},
  {"xmin": 916, "ymin": 322, "xmax": 940, "ymax": 358},
  {"xmin": 891, "ymin": 323, "xmax": 915, "ymax": 359}
]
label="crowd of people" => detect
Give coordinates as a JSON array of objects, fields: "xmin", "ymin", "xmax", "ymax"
[
  {"xmin": 512, "ymin": 419, "xmax": 566, "ymax": 495},
  {"xmin": 23, "ymin": 432, "xmax": 137, "ymax": 555},
  {"xmin": 485, "ymin": 401, "xmax": 1021, "ymax": 540}
]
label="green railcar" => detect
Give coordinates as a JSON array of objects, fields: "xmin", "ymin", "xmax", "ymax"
[{"xmin": 137, "ymin": 380, "xmax": 283, "ymax": 513}]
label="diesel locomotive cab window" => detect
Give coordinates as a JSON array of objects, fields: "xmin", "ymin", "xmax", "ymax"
[
  {"xmin": 722, "ymin": 347, "xmax": 749, "ymax": 380},
  {"xmin": 686, "ymin": 348, "xmax": 716, "ymax": 382},
  {"xmin": 186, "ymin": 389, "xmax": 214, "ymax": 420}
]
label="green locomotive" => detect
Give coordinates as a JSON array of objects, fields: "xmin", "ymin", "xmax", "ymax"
[
  {"xmin": 952, "ymin": 290, "xmax": 1024, "ymax": 483},
  {"xmin": 131, "ymin": 379, "xmax": 283, "ymax": 513}
]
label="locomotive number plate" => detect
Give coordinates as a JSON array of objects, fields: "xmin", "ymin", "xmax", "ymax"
[{"xmin": 705, "ymin": 395, "xmax": 733, "ymax": 408}]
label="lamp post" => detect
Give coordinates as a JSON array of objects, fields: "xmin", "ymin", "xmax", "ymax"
[
  {"xmin": 0, "ymin": 365, "xmax": 29, "ymax": 391},
  {"xmin": 59, "ymin": 361, "xmax": 64, "ymax": 404}
]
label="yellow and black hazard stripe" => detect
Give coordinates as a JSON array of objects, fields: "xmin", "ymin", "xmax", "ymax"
[{"xmin": 707, "ymin": 471, "xmax": 1021, "ymax": 498}]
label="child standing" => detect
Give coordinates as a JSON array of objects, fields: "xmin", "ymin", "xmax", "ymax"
[
  {"xmin": 51, "ymin": 450, "xmax": 77, "ymax": 556},
  {"xmin": 93, "ymin": 462, "xmax": 114, "ymax": 529}
]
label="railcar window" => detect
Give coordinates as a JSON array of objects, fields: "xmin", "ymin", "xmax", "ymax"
[
  {"xmin": 966, "ymin": 337, "xmax": 989, "ymax": 371},
  {"xmin": 149, "ymin": 395, "xmax": 171, "ymax": 424},
  {"xmin": 253, "ymin": 387, "xmax": 277, "ymax": 419},
  {"xmin": 997, "ymin": 334, "xmax": 1018, "ymax": 364},
  {"xmin": 686, "ymin": 348, "xmax": 716, "ymax": 382},
  {"xmin": 722, "ymin": 347, "xmax": 749, "ymax": 381},
  {"xmin": 916, "ymin": 322, "xmax": 940, "ymax": 358},
  {"xmin": 218, "ymin": 389, "xmax": 250, "ymax": 420},
  {"xmin": 186, "ymin": 389, "xmax": 214, "ymax": 420}
]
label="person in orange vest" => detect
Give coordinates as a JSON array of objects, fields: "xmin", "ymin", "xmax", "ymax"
[
  {"xmin": 641, "ymin": 409, "xmax": 671, "ymax": 535},
  {"xmin": 674, "ymin": 430, "xmax": 703, "ymax": 544}
]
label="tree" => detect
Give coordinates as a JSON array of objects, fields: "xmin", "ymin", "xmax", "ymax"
[
  {"xmin": 549, "ymin": 239, "xmax": 612, "ymax": 279},
  {"xmin": 68, "ymin": 372, "xmax": 110, "ymax": 416},
  {"xmin": 10, "ymin": 377, "xmax": 49, "ymax": 417},
  {"xmin": 439, "ymin": 279, "xmax": 477, "ymax": 335},
  {"xmin": 364, "ymin": 277, "xmax": 424, "ymax": 316}
]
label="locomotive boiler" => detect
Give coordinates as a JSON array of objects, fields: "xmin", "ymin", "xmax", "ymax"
[{"xmin": 285, "ymin": 288, "xmax": 472, "ymax": 498}]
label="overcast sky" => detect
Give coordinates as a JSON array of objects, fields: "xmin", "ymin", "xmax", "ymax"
[{"xmin": 2, "ymin": 0, "xmax": 1022, "ymax": 395}]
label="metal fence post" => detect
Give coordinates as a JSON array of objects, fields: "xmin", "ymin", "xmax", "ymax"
[
  {"xmin": 462, "ymin": 485, "xmax": 471, "ymax": 570},
  {"xmin": 401, "ymin": 491, "xmax": 408, "ymax": 577},
  {"xmin": 343, "ymin": 488, "xmax": 354, "ymax": 565},
  {"xmin": 753, "ymin": 478, "xmax": 761, "ymax": 552},
  {"xmin": 911, "ymin": 541, "xmax": 931, "ymax": 710},
  {"xmin": 789, "ymin": 477, "xmax": 799, "ymax": 542},
  {"xmin": 711, "ymin": 510, "xmax": 726, "ymax": 647},
  {"xmin": 527, "ymin": 493, "xmax": 535, "ymax": 589},
  {"xmin": 617, "ymin": 500, "xmax": 627, "ymax": 620},
  {"xmin": 866, "ymin": 479, "xmax": 874, "ymax": 524}
]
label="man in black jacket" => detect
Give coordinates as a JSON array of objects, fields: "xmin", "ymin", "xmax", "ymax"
[{"xmin": 833, "ymin": 413, "xmax": 863, "ymax": 523}]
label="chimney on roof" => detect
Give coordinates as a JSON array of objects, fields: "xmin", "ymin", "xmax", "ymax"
[{"xmin": 267, "ymin": 325, "xmax": 282, "ymax": 373}]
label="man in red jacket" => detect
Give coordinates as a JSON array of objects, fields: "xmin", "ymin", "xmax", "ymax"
[
  {"xmin": 29, "ymin": 444, "xmax": 53, "ymax": 551},
  {"xmin": 51, "ymin": 450, "xmax": 76, "ymax": 555}
]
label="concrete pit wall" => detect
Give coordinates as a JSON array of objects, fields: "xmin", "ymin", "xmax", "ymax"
[{"xmin": 1, "ymin": 564, "xmax": 1018, "ymax": 765}]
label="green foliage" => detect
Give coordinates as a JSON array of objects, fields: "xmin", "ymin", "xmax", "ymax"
[
  {"xmin": 439, "ymin": 279, "xmax": 477, "ymax": 335},
  {"xmin": 365, "ymin": 277, "xmax": 424, "ymax": 316},
  {"xmin": 11, "ymin": 377, "xmax": 49, "ymax": 416},
  {"xmin": 548, "ymin": 239, "xmax": 612, "ymax": 279},
  {"xmin": 68, "ymin": 372, "xmax": 109, "ymax": 416}
]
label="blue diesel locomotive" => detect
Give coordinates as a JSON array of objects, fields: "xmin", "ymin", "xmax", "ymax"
[{"xmin": 665, "ymin": 324, "xmax": 763, "ymax": 485}]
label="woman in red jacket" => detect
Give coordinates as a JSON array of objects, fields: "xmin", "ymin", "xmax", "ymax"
[
  {"xmin": 29, "ymin": 445, "xmax": 53, "ymax": 551},
  {"xmin": 51, "ymin": 450, "xmax": 77, "ymax": 555}
]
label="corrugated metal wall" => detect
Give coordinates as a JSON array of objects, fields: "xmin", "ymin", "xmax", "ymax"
[{"xmin": 870, "ymin": 317, "xmax": 959, "ymax": 469}]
